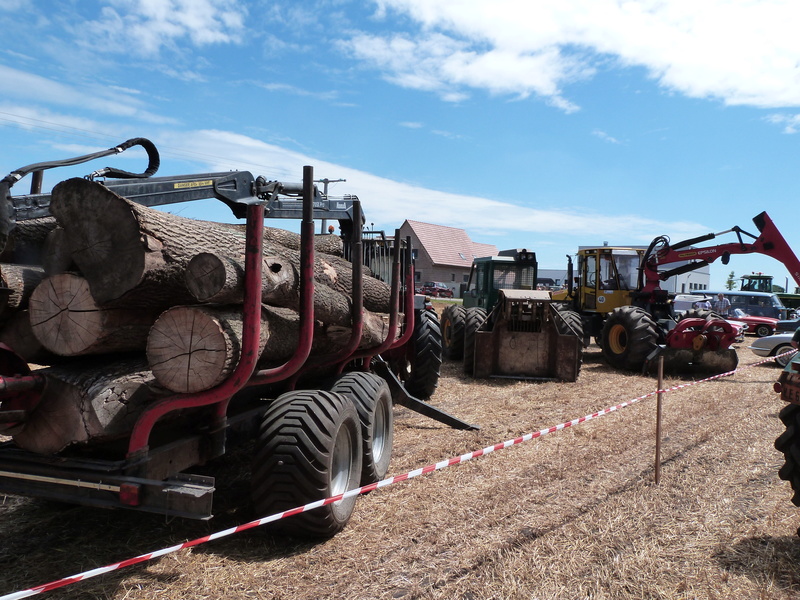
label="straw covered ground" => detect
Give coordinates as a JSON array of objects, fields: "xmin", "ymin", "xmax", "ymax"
[{"xmin": 2, "ymin": 329, "xmax": 800, "ymax": 599}]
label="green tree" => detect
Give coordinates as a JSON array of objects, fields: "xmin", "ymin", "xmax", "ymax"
[{"xmin": 725, "ymin": 271, "xmax": 738, "ymax": 290}]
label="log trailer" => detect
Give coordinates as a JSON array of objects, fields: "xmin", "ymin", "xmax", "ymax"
[
  {"xmin": 440, "ymin": 250, "xmax": 584, "ymax": 381},
  {"xmin": 0, "ymin": 138, "xmax": 476, "ymax": 537},
  {"xmin": 553, "ymin": 212, "xmax": 800, "ymax": 373}
]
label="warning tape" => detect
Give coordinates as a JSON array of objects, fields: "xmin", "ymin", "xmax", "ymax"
[{"xmin": 0, "ymin": 351, "xmax": 793, "ymax": 600}]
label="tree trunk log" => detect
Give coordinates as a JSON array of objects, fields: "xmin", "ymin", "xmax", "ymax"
[
  {"xmin": 41, "ymin": 227, "xmax": 76, "ymax": 276},
  {"xmin": 146, "ymin": 305, "xmax": 270, "ymax": 393},
  {"xmin": 184, "ymin": 251, "xmax": 392, "ymax": 329},
  {"xmin": 147, "ymin": 304, "xmax": 397, "ymax": 393},
  {"xmin": 28, "ymin": 273, "xmax": 159, "ymax": 356},
  {"xmin": 49, "ymin": 178, "xmax": 367, "ymax": 308},
  {"xmin": 12, "ymin": 358, "xmax": 169, "ymax": 455},
  {"xmin": 0, "ymin": 264, "xmax": 46, "ymax": 319},
  {"xmin": 0, "ymin": 217, "xmax": 58, "ymax": 265}
]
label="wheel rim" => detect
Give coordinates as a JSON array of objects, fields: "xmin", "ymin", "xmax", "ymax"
[
  {"xmin": 757, "ymin": 325, "xmax": 771, "ymax": 337},
  {"xmin": 372, "ymin": 395, "xmax": 389, "ymax": 468},
  {"xmin": 607, "ymin": 324, "xmax": 627, "ymax": 354},
  {"xmin": 777, "ymin": 347, "xmax": 794, "ymax": 367},
  {"xmin": 442, "ymin": 318, "xmax": 452, "ymax": 346},
  {"xmin": 330, "ymin": 423, "xmax": 356, "ymax": 499}
]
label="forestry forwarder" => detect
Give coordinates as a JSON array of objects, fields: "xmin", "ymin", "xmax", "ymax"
[
  {"xmin": 552, "ymin": 212, "xmax": 800, "ymax": 374},
  {"xmin": 0, "ymin": 138, "xmax": 476, "ymax": 538},
  {"xmin": 440, "ymin": 249, "xmax": 584, "ymax": 381}
]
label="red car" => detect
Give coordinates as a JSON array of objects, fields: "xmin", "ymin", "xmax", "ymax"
[
  {"xmin": 728, "ymin": 308, "xmax": 778, "ymax": 337},
  {"xmin": 420, "ymin": 281, "xmax": 454, "ymax": 298}
]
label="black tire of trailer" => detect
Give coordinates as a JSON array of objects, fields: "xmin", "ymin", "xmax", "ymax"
[
  {"xmin": 251, "ymin": 389, "xmax": 362, "ymax": 538},
  {"xmin": 601, "ymin": 305, "xmax": 660, "ymax": 371},
  {"xmin": 463, "ymin": 306, "xmax": 488, "ymax": 376},
  {"xmin": 441, "ymin": 304, "xmax": 466, "ymax": 360},
  {"xmin": 776, "ymin": 403, "xmax": 800, "ymax": 508},
  {"xmin": 391, "ymin": 309, "xmax": 442, "ymax": 399},
  {"xmin": 330, "ymin": 371, "xmax": 394, "ymax": 484}
]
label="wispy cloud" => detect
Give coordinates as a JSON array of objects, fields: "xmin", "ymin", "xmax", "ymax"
[
  {"xmin": 256, "ymin": 82, "xmax": 339, "ymax": 101},
  {"xmin": 592, "ymin": 129, "xmax": 621, "ymax": 144},
  {"xmin": 0, "ymin": 66, "xmax": 176, "ymax": 124},
  {"xmin": 765, "ymin": 113, "xmax": 800, "ymax": 134}
]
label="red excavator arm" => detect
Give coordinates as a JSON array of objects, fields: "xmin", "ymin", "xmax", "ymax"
[{"xmin": 639, "ymin": 211, "xmax": 800, "ymax": 298}]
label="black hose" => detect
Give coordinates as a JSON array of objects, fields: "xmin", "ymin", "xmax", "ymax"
[
  {"xmin": 1, "ymin": 137, "xmax": 160, "ymax": 189},
  {"xmin": 89, "ymin": 137, "xmax": 160, "ymax": 179}
]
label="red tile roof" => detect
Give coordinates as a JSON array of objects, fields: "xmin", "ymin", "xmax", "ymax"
[{"xmin": 403, "ymin": 220, "xmax": 498, "ymax": 267}]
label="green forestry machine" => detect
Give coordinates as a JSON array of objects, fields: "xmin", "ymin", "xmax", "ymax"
[{"xmin": 440, "ymin": 249, "xmax": 583, "ymax": 381}]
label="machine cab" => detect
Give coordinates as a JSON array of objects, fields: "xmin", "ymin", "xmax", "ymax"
[{"xmin": 576, "ymin": 247, "xmax": 642, "ymax": 314}]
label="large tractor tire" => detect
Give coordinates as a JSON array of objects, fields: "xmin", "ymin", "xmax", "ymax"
[
  {"xmin": 775, "ymin": 403, "xmax": 800, "ymax": 508},
  {"xmin": 601, "ymin": 306, "xmax": 660, "ymax": 371},
  {"xmin": 251, "ymin": 389, "xmax": 362, "ymax": 538},
  {"xmin": 555, "ymin": 308, "xmax": 585, "ymax": 376},
  {"xmin": 388, "ymin": 309, "xmax": 442, "ymax": 399},
  {"xmin": 463, "ymin": 306, "xmax": 488, "ymax": 375},
  {"xmin": 441, "ymin": 304, "xmax": 466, "ymax": 360},
  {"xmin": 555, "ymin": 309, "xmax": 584, "ymax": 340},
  {"xmin": 330, "ymin": 372, "xmax": 393, "ymax": 484}
]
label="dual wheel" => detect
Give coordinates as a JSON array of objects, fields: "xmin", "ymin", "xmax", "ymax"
[
  {"xmin": 440, "ymin": 304, "xmax": 487, "ymax": 373},
  {"xmin": 251, "ymin": 372, "xmax": 393, "ymax": 538}
]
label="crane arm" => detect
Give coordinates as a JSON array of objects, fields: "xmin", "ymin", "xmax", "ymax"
[{"xmin": 640, "ymin": 211, "xmax": 800, "ymax": 295}]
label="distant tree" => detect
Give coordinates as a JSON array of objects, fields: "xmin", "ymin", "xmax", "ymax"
[
  {"xmin": 773, "ymin": 284, "xmax": 786, "ymax": 293},
  {"xmin": 725, "ymin": 271, "xmax": 738, "ymax": 290}
]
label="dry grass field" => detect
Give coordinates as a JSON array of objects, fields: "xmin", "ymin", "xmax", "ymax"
[{"xmin": 2, "ymin": 333, "xmax": 800, "ymax": 599}]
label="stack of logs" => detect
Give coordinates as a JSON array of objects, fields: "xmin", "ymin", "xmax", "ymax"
[{"xmin": 0, "ymin": 178, "xmax": 396, "ymax": 454}]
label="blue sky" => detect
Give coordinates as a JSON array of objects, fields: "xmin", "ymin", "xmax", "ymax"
[{"xmin": 2, "ymin": 0, "xmax": 800, "ymax": 291}]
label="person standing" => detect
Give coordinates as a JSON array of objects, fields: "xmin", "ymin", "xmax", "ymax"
[
  {"xmin": 713, "ymin": 293, "xmax": 731, "ymax": 317},
  {"xmin": 694, "ymin": 297, "xmax": 711, "ymax": 310}
]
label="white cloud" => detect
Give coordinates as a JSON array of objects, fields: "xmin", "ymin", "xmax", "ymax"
[
  {"xmin": 162, "ymin": 128, "xmax": 709, "ymax": 244},
  {"xmin": 348, "ymin": 0, "xmax": 800, "ymax": 111},
  {"xmin": 78, "ymin": 0, "xmax": 248, "ymax": 57}
]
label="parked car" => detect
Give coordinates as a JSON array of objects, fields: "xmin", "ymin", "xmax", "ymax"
[
  {"xmin": 776, "ymin": 316, "xmax": 800, "ymax": 334},
  {"xmin": 728, "ymin": 308, "xmax": 778, "ymax": 337},
  {"xmin": 420, "ymin": 281, "xmax": 454, "ymax": 298},
  {"xmin": 748, "ymin": 333, "xmax": 797, "ymax": 367}
]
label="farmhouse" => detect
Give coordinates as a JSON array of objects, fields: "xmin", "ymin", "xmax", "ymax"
[{"xmin": 398, "ymin": 220, "xmax": 497, "ymax": 298}]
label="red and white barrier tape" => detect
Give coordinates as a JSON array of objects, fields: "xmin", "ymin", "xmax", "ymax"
[{"xmin": 0, "ymin": 352, "xmax": 792, "ymax": 600}]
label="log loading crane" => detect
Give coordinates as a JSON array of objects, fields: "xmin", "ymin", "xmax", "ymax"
[{"xmin": 553, "ymin": 212, "xmax": 800, "ymax": 373}]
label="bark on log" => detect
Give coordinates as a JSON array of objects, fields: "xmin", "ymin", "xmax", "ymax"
[
  {"xmin": 12, "ymin": 358, "xmax": 170, "ymax": 455},
  {"xmin": 50, "ymin": 178, "xmax": 389, "ymax": 310},
  {"xmin": 185, "ymin": 250, "xmax": 391, "ymax": 316},
  {"xmin": 0, "ymin": 217, "xmax": 58, "ymax": 265},
  {"xmin": 28, "ymin": 273, "xmax": 159, "ymax": 356},
  {"xmin": 41, "ymin": 227, "xmax": 76, "ymax": 276},
  {"xmin": 147, "ymin": 304, "xmax": 396, "ymax": 393},
  {"xmin": 0, "ymin": 264, "xmax": 46, "ymax": 319},
  {"xmin": 184, "ymin": 252, "xmax": 392, "ymax": 330}
]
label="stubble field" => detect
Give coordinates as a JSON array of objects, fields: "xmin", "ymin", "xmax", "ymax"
[{"xmin": 2, "ymin": 334, "xmax": 800, "ymax": 599}]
